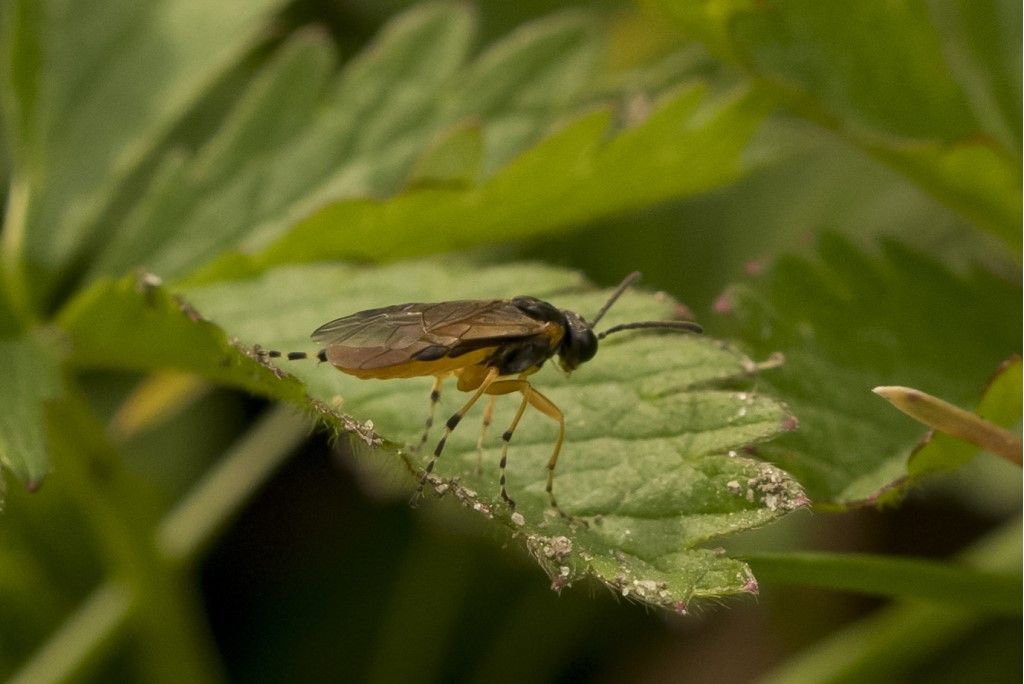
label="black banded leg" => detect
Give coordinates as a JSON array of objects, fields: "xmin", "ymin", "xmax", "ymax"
[
  {"xmin": 413, "ymin": 377, "xmax": 444, "ymax": 454},
  {"xmin": 414, "ymin": 368, "xmax": 498, "ymax": 504},
  {"xmin": 497, "ymin": 395, "xmax": 530, "ymax": 509},
  {"xmin": 476, "ymin": 397, "xmax": 497, "ymax": 475},
  {"xmin": 484, "ymin": 379, "xmax": 572, "ymax": 521}
]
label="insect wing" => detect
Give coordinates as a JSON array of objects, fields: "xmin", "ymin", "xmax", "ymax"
[{"xmin": 311, "ymin": 300, "xmax": 549, "ymax": 371}]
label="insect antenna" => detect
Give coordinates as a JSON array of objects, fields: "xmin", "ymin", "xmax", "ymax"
[
  {"xmin": 598, "ymin": 320, "xmax": 703, "ymax": 339},
  {"xmin": 587, "ymin": 271, "xmax": 641, "ymax": 327},
  {"xmin": 589, "ymin": 272, "xmax": 703, "ymax": 338}
]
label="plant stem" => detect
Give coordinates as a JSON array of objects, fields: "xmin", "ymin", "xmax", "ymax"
[
  {"xmin": 756, "ymin": 518, "xmax": 1022, "ymax": 683},
  {"xmin": 743, "ymin": 551, "xmax": 1020, "ymax": 615},
  {"xmin": 41, "ymin": 390, "xmax": 222, "ymax": 683},
  {"xmin": 12, "ymin": 403, "xmax": 312, "ymax": 682},
  {"xmin": 10, "ymin": 582, "xmax": 131, "ymax": 684},
  {"xmin": 157, "ymin": 404, "xmax": 312, "ymax": 564},
  {"xmin": 1, "ymin": 176, "xmax": 36, "ymax": 324}
]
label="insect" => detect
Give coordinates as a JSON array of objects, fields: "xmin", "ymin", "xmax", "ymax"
[{"xmin": 263, "ymin": 272, "xmax": 702, "ymax": 517}]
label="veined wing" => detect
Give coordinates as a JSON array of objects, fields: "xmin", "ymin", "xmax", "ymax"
[{"xmin": 311, "ymin": 300, "xmax": 549, "ymax": 370}]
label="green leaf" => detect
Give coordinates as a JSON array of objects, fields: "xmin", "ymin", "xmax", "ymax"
[
  {"xmin": 58, "ymin": 260, "xmax": 803, "ymax": 607},
  {"xmin": 187, "ymin": 261, "xmax": 804, "ymax": 607},
  {"xmin": 867, "ymin": 139, "xmax": 1021, "ymax": 248},
  {"xmin": 652, "ymin": 0, "xmax": 1022, "ymax": 248},
  {"xmin": 86, "ymin": 6, "xmax": 614, "ymax": 283},
  {"xmin": 56, "ymin": 275, "xmax": 305, "ymax": 404},
  {"xmin": 718, "ymin": 234, "xmax": 1020, "ymax": 505},
  {"xmin": 9, "ymin": 0, "xmax": 289, "ymax": 297},
  {"xmin": 406, "ymin": 124, "xmax": 485, "ymax": 187},
  {"xmin": 57, "ymin": 271, "xmax": 391, "ymax": 485},
  {"xmin": 187, "ymin": 84, "xmax": 767, "ymax": 283},
  {"xmin": 86, "ymin": 29, "xmax": 340, "ymax": 282},
  {"xmin": 0, "ymin": 334, "xmax": 61, "ymax": 494},
  {"xmin": 439, "ymin": 10, "xmax": 601, "ymax": 176}
]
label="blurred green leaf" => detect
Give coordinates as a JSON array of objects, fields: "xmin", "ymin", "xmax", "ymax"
[
  {"xmin": 406, "ymin": 123, "xmax": 485, "ymax": 187},
  {"xmin": 0, "ymin": 334, "xmax": 61, "ymax": 492},
  {"xmin": 719, "ymin": 234, "xmax": 1020, "ymax": 504},
  {"xmin": 86, "ymin": 29, "xmax": 339, "ymax": 283},
  {"xmin": 56, "ymin": 275, "xmax": 305, "ymax": 405},
  {"xmin": 59, "ymin": 261, "xmax": 803, "ymax": 607},
  {"xmin": 6, "ymin": 0, "xmax": 289, "ymax": 300},
  {"xmin": 88, "ymin": 6, "xmax": 611, "ymax": 283},
  {"xmin": 439, "ymin": 10, "xmax": 600, "ymax": 176},
  {"xmin": 867, "ymin": 139, "xmax": 1020, "ymax": 248},
  {"xmin": 188, "ymin": 84, "xmax": 767, "ymax": 282},
  {"xmin": 651, "ymin": 0, "xmax": 1022, "ymax": 248},
  {"xmin": 928, "ymin": 0, "xmax": 1021, "ymax": 150}
]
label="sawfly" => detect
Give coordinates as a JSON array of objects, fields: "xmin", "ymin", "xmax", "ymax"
[{"xmin": 263, "ymin": 272, "xmax": 702, "ymax": 517}]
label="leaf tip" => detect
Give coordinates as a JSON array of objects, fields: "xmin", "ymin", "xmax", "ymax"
[{"xmin": 790, "ymin": 493, "xmax": 812, "ymax": 509}]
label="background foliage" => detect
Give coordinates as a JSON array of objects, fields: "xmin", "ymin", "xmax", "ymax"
[{"xmin": 0, "ymin": 1, "xmax": 1020, "ymax": 682}]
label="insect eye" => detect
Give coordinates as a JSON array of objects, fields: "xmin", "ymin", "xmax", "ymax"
[
  {"xmin": 574, "ymin": 328, "xmax": 598, "ymax": 364},
  {"xmin": 559, "ymin": 312, "xmax": 598, "ymax": 369}
]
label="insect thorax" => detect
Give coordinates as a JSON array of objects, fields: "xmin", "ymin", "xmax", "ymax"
[
  {"xmin": 477, "ymin": 296, "xmax": 567, "ymax": 375},
  {"xmin": 487, "ymin": 335, "xmax": 559, "ymax": 375}
]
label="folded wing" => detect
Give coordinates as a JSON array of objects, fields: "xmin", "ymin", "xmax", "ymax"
[{"xmin": 311, "ymin": 300, "xmax": 548, "ymax": 371}]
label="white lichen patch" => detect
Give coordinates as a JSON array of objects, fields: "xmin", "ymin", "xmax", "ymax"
[
  {"xmin": 525, "ymin": 533, "xmax": 581, "ymax": 591},
  {"xmin": 542, "ymin": 536, "xmax": 573, "ymax": 562},
  {"xmin": 611, "ymin": 571, "xmax": 672, "ymax": 605},
  {"xmin": 743, "ymin": 463, "xmax": 806, "ymax": 511}
]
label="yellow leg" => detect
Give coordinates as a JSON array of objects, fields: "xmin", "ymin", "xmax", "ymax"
[
  {"xmin": 485, "ymin": 379, "xmax": 567, "ymax": 516},
  {"xmin": 476, "ymin": 396, "xmax": 497, "ymax": 475},
  {"xmin": 414, "ymin": 367, "xmax": 499, "ymax": 503}
]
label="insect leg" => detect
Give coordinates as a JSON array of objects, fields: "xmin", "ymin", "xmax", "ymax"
[
  {"xmin": 476, "ymin": 396, "xmax": 497, "ymax": 475},
  {"xmin": 413, "ymin": 376, "xmax": 444, "ymax": 454},
  {"xmin": 495, "ymin": 394, "xmax": 530, "ymax": 509},
  {"xmin": 485, "ymin": 380, "xmax": 569, "ymax": 518},
  {"xmin": 415, "ymin": 367, "xmax": 499, "ymax": 503}
]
